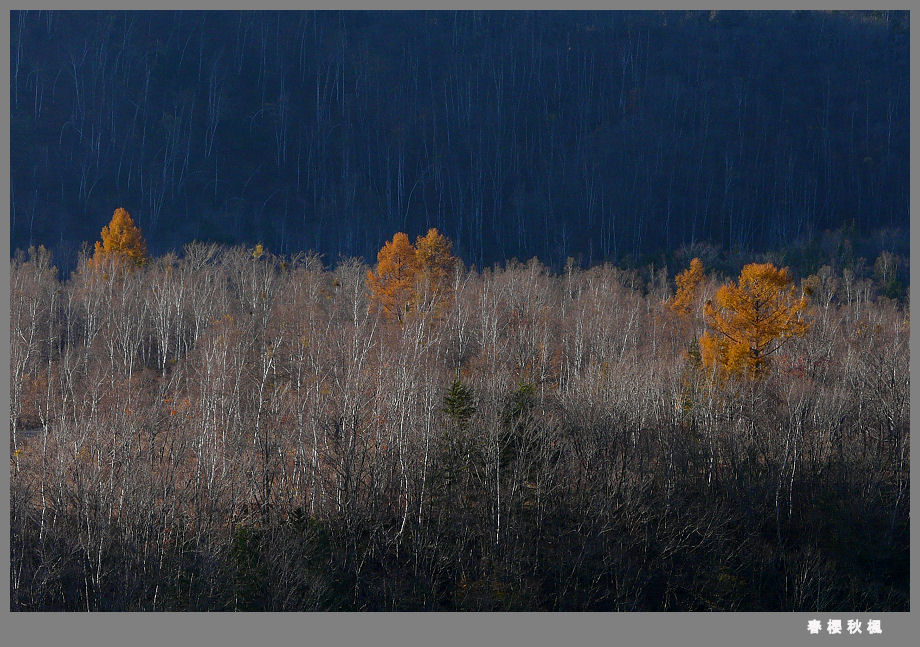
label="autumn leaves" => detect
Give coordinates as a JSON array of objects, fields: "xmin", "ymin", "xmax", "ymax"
[
  {"xmin": 90, "ymin": 208, "xmax": 459, "ymax": 325},
  {"xmin": 700, "ymin": 263, "xmax": 810, "ymax": 377},
  {"xmin": 91, "ymin": 207, "xmax": 810, "ymax": 380},
  {"xmin": 90, "ymin": 207, "xmax": 148, "ymax": 269},
  {"xmin": 670, "ymin": 258, "xmax": 811, "ymax": 379},
  {"xmin": 364, "ymin": 226, "xmax": 813, "ymax": 381},
  {"xmin": 366, "ymin": 228, "xmax": 459, "ymax": 321}
]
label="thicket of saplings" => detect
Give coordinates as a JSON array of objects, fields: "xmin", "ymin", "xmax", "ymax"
[{"xmin": 10, "ymin": 241, "xmax": 908, "ymax": 611}]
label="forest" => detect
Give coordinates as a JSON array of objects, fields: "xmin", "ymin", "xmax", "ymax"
[
  {"xmin": 8, "ymin": 8, "xmax": 910, "ymax": 613},
  {"xmin": 9, "ymin": 210, "xmax": 909, "ymax": 610},
  {"xmin": 9, "ymin": 10, "xmax": 910, "ymax": 274}
]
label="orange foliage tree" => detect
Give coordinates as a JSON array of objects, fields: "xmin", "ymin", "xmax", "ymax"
[
  {"xmin": 669, "ymin": 257, "xmax": 705, "ymax": 318},
  {"xmin": 413, "ymin": 228, "xmax": 458, "ymax": 301},
  {"xmin": 367, "ymin": 228, "xmax": 458, "ymax": 320},
  {"xmin": 700, "ymin": 262, "xmax": 810, "ymax": 378},
  {"xmin": 90, "ymin": 207, "xmax": 148, "ymax": 268}
]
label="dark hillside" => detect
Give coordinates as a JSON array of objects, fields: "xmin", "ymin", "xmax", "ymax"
[{"xmin": 10, "ymin": 10, "xmax": 909, "ymax": 272}]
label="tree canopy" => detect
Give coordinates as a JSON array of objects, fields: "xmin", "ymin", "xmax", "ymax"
[
  {"xmin": 669, "ymin": 257, "xmax": 706, "ymax": 318},
  {"xmin": 700, "ymin": 262, "xmax": 810, "ymax": 377},
  {"xmin": 367, "ymin": 228, "xmax": 458, "ymax": 320},
  {"xmin": 90, "ymin": 207, "xmax": 148, "ymax": 269}
]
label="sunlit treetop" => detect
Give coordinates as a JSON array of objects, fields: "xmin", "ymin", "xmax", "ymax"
[
  {"xmin": 700, "ymin": 262, "xmax": 810, "ymax": 378},
  {"xmin": 669, "ymin": 257, "xmax": 705, "ymax": 318},
  {"xmin": 367, "ymin": 228, "xmax": 459, "ymax": 321},
  {"xmin": 90, "ymin": 207, "xmax": 148, "ymax": 269},
  {"xmin": 413, "ymin": 228, "xmax": 458, "ymax": 292}
]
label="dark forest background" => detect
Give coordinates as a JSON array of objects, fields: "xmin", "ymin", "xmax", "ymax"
[{"xmin": 10, "ymin": 10, "xmax": 909, "ymax": 274}]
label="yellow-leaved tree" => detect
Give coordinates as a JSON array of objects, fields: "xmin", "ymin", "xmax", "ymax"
[
  {"xmin": 700, "ymin": 262, "xmax": 810, "ymax": 378},
  {"xmin": 367, "ymin": 232, "xmax": 421, "ymax": 320},
  {"xmin": 669, "ymin": 257, "xmax": 706, "ymax": 318},
  {"xmin": 90, "ymin": 207, "xmax": 148, "ymax": 269},
  {"xmin": 413, "ymin": 228, "xmax": 458, "ymax": 303},
  {"xmin": 367, "ymin": 228, "xmax": 458, "ymax": 320}
]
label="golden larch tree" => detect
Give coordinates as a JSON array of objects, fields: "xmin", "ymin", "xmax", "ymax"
[
  {"xmin": 91, "ymin": 207, "xmax": 148, "ymax": 268},
  {"xmin": 669, "ymin": 257, "xmax": 705, "ymax": 318},
  {"xmin": 700, "ymin": 262, "xmax": 810, "ymax": 378},
  {"xmin": 367, "ymin": 232, "xmax": 421, "ymax": 320},
  {"xmin": 367, "ymin": 228, "xmax": 459, "ymax": 320},
  {"xmin": 413, "ymin": 228, "xmax": 458, "ymax": 304}
]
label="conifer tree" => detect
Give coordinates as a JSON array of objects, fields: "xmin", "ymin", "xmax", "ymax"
[
  {"xmin": 367, "ymin": 228, "xmax": 459, "ymax": 320},
  {"xmin": 669, "ymin": 257, "xmax": 705, "ymax": 318},
  {"xmin": 700, "ymin": 262, "xmax": 810, "ymax": 377},
  {"xmin": 366, "ymin": 232, "xmax": 419, "ymax": 320},
  {"xmin": 90, "ymin": 207, "xmax": 148, "ymax": 269},
  {"xmin": 443, "ymin": 378, "xmax": 476, "ymax": 429}
]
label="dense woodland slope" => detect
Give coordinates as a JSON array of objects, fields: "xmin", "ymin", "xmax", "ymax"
[
  {"xmin": 10, "ymin": 10, "xmax": 909, "ymax": 272},
  {"xmin": 9, "ymin": 8, "xmax": 910, "ymax": 612},
  {"xmin": 10, "ymin": 233, "xmax": 909, "ymax": 610}
]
